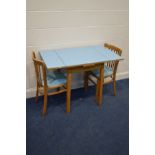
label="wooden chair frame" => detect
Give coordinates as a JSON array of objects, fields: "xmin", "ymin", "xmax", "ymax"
[
  {"xmin": 32, "ymin": 52, "xmax": 67, "ymax": 116},
  {"xmin": 84, "ymin": 43, "xmax": 122, "ymax": 102}
]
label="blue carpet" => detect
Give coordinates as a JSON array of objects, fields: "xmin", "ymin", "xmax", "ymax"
[{"xmin": 26, "ymin": 79, "xmax": 129, "ymax": 155}]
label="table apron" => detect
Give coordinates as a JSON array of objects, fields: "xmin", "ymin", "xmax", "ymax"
[{"xmin": 66, "ymin": 63, "xmax": 104, "ymax": 73}]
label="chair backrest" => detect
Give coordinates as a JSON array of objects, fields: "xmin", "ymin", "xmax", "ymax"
[
  {"xmin": 104, "ymin": 43, "xmax": 122, "ymax": 73},
  {"xmin": 104, "ymin": 43, "xmax": 122, "ymax": 56},
  {"xmin": 32, "ymin": 51, "xmax": 47, "ymax": 87}
]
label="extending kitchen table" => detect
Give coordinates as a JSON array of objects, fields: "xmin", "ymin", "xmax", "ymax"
[{"xmin": 39, "ymin": 45, "xmax": 123, "ymax": 113}]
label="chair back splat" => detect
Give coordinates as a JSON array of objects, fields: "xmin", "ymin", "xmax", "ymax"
[
  {"xmin": 104, "ymin": 43, "xmax": 122, "ymax": 72},
  {"xmin": 32, "ymin": 51, "xmax": 47, "ymax": 88}
]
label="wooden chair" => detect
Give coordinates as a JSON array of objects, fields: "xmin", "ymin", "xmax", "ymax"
[
  {"xmin": 32, "ymin": 52, "xmax": 67, "ymax": 116},
  {"xmin": 84, "ymin": 43, "xmax": 122, "ymax": 102}
]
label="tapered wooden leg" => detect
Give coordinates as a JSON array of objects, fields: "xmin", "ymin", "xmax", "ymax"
[
  {"xmin": 66, "ymin": 72, "xmax": 72, "ymax": 113},
  {"xmin": 98, "ymin": 65, "xmax": 104, "ymax": 106},
  {"xmin": 35, "ymin": 83, "xmax": 39, "ymax": 103},
  {"xmin": 84, "ymin": 71, "xmax": 89, "ymax": 92},
  {"xmin": 42, "ymin": 86, "xmax": 48, "ymax": 116},
  {"xmin": 113, "ymin": 79, "xmax": 116, "ymax": 96},
  {"xmin": 96, "ymin": 79, "xmax": 99, "ymax": 103}
]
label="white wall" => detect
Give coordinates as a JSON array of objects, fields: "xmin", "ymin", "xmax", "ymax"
[{"xmin": 26, "ymin": 0, "xmax": 129, "ymax": 98}]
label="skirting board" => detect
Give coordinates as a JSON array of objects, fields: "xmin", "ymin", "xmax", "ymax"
[{"xmin": 26, "ymin": 71, "xmax": 129, "ymax": 98}]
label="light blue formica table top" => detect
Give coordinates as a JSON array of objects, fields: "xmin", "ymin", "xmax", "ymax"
[
  {"xmin": 38, "ymin": 49, "xmax": 64, "ymax": 69},
  {"xmin": 39, "ymin": 45, "xmax": 123, "ymax": 70}
]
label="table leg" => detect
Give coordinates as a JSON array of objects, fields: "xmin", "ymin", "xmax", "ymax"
[
  {"xmin": 98, "ymin": 64, "xmax": 104, "ymax": 106},
  {"xmin": 66, "ymin": 71, "xmax": 72, "ymax": 113},
  {"xmin": 96, "ymin": 79, "xmax": 99, "ymax": 103},
  {"xmin": 42, "ymin": 86, "xmax": 48, "ymax": 116}
]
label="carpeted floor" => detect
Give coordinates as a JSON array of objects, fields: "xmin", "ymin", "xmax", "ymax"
[{"xmin": 26, "ymin": 79, "xmax": 129, "ymax": 155}]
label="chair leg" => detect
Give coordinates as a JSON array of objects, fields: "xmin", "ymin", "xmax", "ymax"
[
  {"xmin": 42, "ymin": 87, "xmax": 48, "ymax": 116},
  {"xmin": 35, "ymin": 84, "xmax": 39, "ymax": 103},
  {"xmin": 36, "ymin": 83, "xmax": 39, "ymax": 103},
  {"xmin": 84, "ymin": 72, "xmax": 89, "ymax": 92},
  {"xmin": 113, "ymin": 79, "xmax": 116, "ymax": 96}
]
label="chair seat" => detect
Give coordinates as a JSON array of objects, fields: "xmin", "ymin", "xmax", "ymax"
[
  {"xmin": 45, "ymin": 71, "xmax": 66, "ymax": 87},
  {"xmin": 91, "ymin": 66, "xmax": 113, "ymax": 78}
]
